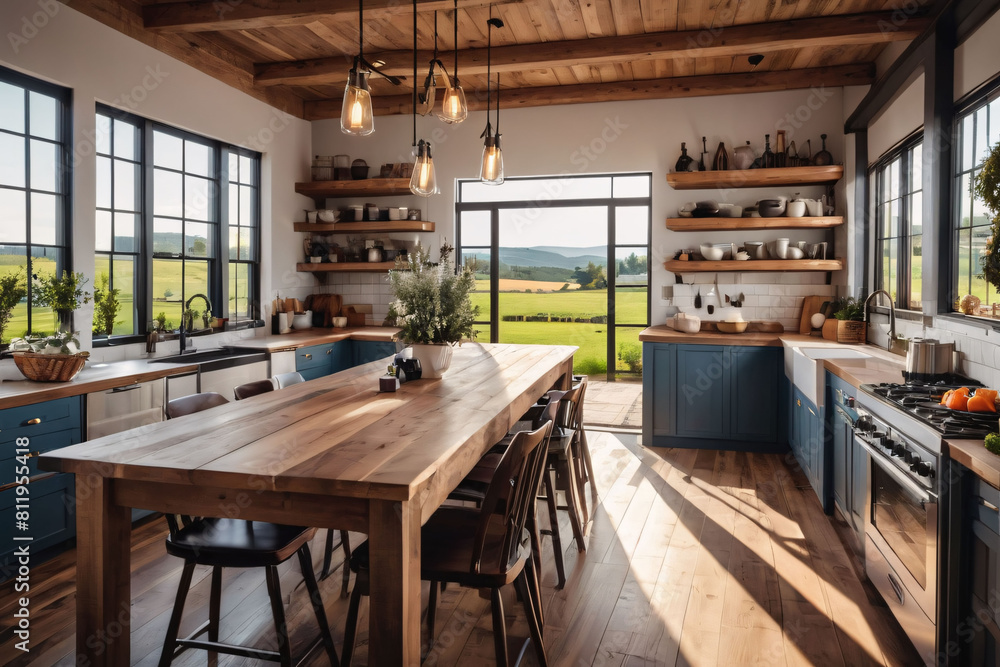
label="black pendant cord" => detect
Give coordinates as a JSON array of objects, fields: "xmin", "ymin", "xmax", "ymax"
[
  {"xmin": 412, "ymin": 0, "xmax": 418, "ymax": 148},
  {"xmin": 481, "ymin": 9, "xmax": 494, "ymax": 139},
  {"xmin": 452, "ymin": 0, "xmax": 459, "ymax": 84},
  {"xmin": 433, "ymin": 11, "xmax": 439, "ymax": 63},
  {"xmin": 358, "ymin": 0, "xmax": 364, "ymax": 65},
  {"xmin": 495, "ymin": 72, "xmax": 500, "ymax": 137}
]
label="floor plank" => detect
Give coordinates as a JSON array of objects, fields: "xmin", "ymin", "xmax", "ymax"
[{"xmin": 1, "ymin": 433, "xmax": 923, "ymax": 666}]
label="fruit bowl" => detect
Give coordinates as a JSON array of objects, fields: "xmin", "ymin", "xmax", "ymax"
[{"xmin": 716, "ymin": 321, "xmax": 748, "ymax": 334}]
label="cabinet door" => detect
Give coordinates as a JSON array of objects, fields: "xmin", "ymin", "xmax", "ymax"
[
  {"xmin": 674, "ymin": 345, "xmax": 728, "ymax": 438},
  {"xmin": 296, "ymin": 343, "xmax": 333, "ymax": 380},
  {"xmin": 642, "ymin": 343, "xmax": 676, "ymax": 438},
  {"xmin": 831, "ymin": 403, "xmax": 848, "ymax": 514},
  {"xmin": 805, "ymin": 398, "xmax": 822, "ymax": 490},
  {"xmin": 730, "ymin": 347, "xmax": 779, "ymax": 442},
  {"xmin": 354, "ymin": 340, "xmax": 397, "ymax": 367}
]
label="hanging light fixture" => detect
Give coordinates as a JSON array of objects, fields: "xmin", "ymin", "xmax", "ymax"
[
  {"xmin": 480, "ymin": 12, "xmax": 504, "ymax": 185},
  {"xmin": 437, "ymin": 0, "xmax": 468, "ymax": 124},
  {"xmin": 341, "ymin": 0, "xmax": 402, "ymax": 136},
  {"xmin": 410, "ymin": 0, "xmax": 438, "ymax": 196}
]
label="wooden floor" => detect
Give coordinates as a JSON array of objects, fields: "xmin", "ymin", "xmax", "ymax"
[{"xmin": 0, "ymin": 431, "xmax": 923, "ymax": 666}]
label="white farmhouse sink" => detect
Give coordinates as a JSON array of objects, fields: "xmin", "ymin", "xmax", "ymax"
[{"xmin": 784, "ymin": 345, "xmax": 871, "ymax": 406}]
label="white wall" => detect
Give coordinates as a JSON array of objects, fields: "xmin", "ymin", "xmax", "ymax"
[
  {"xmin": 861, "ymin": 11, "xmax": 1000, "ymax": 386},
  {"xmin": 313, "ymin": 87, "xmax": 849, "ymax": 331},
  {"xmin": 0, "ymin": 0, "xmax": 313, "ymax": 360}
]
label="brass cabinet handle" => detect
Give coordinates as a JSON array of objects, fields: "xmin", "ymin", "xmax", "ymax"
[
  {"xmin": 326, "ymin": 348, "xmax": 332, "ymax": 355},
  {"xmin": 796, "ymin": 400, "xmax": 801, "ymax": 407},
  {"xmin": 25, "ymin": 418, "xmax": 41, "ymax": 425},
  {"xmin": 304, "ymin": 353, "xmax": 312, "ymax": 360}
]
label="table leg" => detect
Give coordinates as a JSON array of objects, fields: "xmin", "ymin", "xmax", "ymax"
[
  {"xmin": 368, "ymin": 498, "xmax": 422, "ymax": 666},
  {"xmin": 75, "ymin": 476, "xmax": 132, "ymax": 666}
]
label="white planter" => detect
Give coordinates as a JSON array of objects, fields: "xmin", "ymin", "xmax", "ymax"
[{"xmin": 408, "ymin": 343, "xmax": 454, "ymax": 378}]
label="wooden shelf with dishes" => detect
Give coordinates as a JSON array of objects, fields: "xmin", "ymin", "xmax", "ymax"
[
  {"xmin": 664, "ymin": 258, "xmax": 843, "ymax": 273},
  {"xmin": 665, "ymin": 216, "xmax": 843, "ymax": 231},
  {"xmin": 293, "ymin": 221, "xmax": 436, "ymax": 234},
  {"xmin": 665, "ymin": 165, "xmax": 843, "ymax": 190},
  {"xmin": 296, "ymin": 261, "xmax": 405, "ymax": 273},
  {"xmin": 295, "ymin": 179, "xmax": 414, "ymax": 201}
]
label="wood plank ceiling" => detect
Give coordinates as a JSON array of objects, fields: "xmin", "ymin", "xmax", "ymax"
[{"xmin": 64, "ymin": 0, "xmax": 935, "ymax": 120}]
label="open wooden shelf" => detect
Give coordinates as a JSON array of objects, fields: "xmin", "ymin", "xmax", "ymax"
[
  {"xmin": 295, "ymin": 179, "xmax": 414, "ymax": 201},
  {"xmin": 666, "ymin": 165, "xmax": 843, "ymax": 190},
  {"xmin": 297, "ymin": 261, "xmax": 405, "ymax": 273},
  {"xmin": 664, "ymin": 258, "xmax": 843, "ymax": 272},
  {"xmin": 665, "ymin": 216, "xmax": 843, "ymax": 231},
  {"xmin": 293, "ymin": 221, "xmax": 436, "ymax": 233}
]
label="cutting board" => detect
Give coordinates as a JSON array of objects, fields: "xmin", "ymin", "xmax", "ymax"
[{"xmin": 799, "ymin": 296, "xmax": 827, "ymax": 334}]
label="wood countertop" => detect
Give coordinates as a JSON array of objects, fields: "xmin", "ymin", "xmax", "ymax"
[
  {"xmin": 232, "ymin": 326, "xmax": 400, "ymax": 351},
  {"xmin": 0, "ymin": 358, "xmax": 198, "ymax": 410},
  {"xmin": 638, "ymin": 325, "xmax": 785, "ymax": 346}
]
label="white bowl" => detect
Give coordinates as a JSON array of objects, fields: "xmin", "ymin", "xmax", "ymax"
[
  {"xmin": 784, "ymin": 246, "xmax": 805, "ymax": 260},
  {"xmin": 291, "ymin": 311, "xmax": 312, "ymax": 329},
  {"xmin": 717, "ymin": 204, "xmax": 743, "ymax": 218},
  {"xmin": 785, "ymin": 200, "xmax": 807, "ymax": 218},
  {"xmin": 700, "ymin": 244, "xmax": 724, "ymax": 261},
  {"xmin": 331, "ymin": 316, "xmax": 347, "ymax": 328},
  {"xmin": 317, "ymin": 209, "xmax": 338, "ymax": 222},
  {"xmin": 678, "ymin": 202, "xmax": 696, "ymax": 218}
]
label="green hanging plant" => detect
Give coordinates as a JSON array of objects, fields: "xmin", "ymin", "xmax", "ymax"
[{"xmin": 976, "ymin": 142, "xmax": 1000, "ymax": 291}]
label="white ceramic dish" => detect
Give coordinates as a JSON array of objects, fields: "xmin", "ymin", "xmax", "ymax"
[
  {"xmin": 717, "ymin": 203, "xmax": 743, "ymax": 218},
  {"xmin": 317, "ymin": 209, "xmax": 338, "ymax": 222},
  {"xmin": 700, "ymin": 244, "xmax": 724, "ymax": 261},
  {"xmin": 291, "ymin": 311, "xmax": 313, "ymax": 329},
  {"xmin": 784, "ymin": 246, "xmax": 805, "ymax": 260},
  {"xmin": 331, "ymin": 316, "xmax": 347, "ymax": 328}
]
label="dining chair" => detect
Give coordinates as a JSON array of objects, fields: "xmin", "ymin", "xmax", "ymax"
[
  {"xmin": 274, "ymin": 371, "xmax": 305, "ymax": 388},
  {"xmin": 341, "ymin": 421, "xmax": 553, "ymax": 667},
  {"xmin": 233, "ymin": 378, "xmax": 276, "ymax": 400},
  {"xmin": 165, "ymin": 392, "xmax": 229, "ymax": 419},
  {"xmin": 161, "ymin": 395, "xmax": 340, "ymax": 667}
]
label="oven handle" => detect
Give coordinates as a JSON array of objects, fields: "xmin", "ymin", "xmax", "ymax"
[
  {"xmin": 887, "ymin": 571, "xmax": 906, "ymax": 605},
  {"xmin": 855, "ymin": 436, "xmax": 935, "ymax": 505},
  {"xmin": 833, "ymin": 403, "xmax": 856, "ymax": 427}
]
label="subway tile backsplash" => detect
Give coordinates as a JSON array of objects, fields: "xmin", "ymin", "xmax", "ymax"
[{"xmin": 666, "ymin": 283, "xmax": 837, "ymax": 333}]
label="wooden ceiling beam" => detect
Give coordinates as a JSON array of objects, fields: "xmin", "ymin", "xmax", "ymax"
[
  {"xmin": 302, "ymin": 63, "xmax": 877, "ymax": 120},
  {"xmin": 64, "ymin": 0, "xmax": 306, "ymax": 117},
  {"xmin": 143, "ymin": 0, "xmax": 515, "ymax": 33},
  {"xmin": 257, "ymin": 11, "xmax": 926, "ymax": 87}
]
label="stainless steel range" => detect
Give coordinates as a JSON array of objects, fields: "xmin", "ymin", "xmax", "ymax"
[{"xmin": 855, "ymin": 376, "xmax": 987, "ymax": 664}]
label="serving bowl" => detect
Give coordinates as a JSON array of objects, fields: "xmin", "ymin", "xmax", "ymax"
[
  {"xmin": 717, "ymin": 321, "xmax": 748, "ymax": 334},
  {"xmin": 757, "ymin": 199, "xmax": 786, "ymax": 217},
  {"xmin": 784, "ymin": 246, "xmax": 805, "ymax": 260},
  {"xmin": 700, "ymin": 244, "xmax": 724, "ymax": 261},
  {"xmin": 291, "ymin": 311, "xmax": 313, "ymax": 329},
  {"xmin": 317, "ymin": 209, "xmax": 338, "ymax": 222}
]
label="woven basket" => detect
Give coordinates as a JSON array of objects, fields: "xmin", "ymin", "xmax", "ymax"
[
  {"xmin": 13, "ymin": 351, "xmax": 89, "ymax": 382},
  {"xmin": 836, "ymin": 320, "xmax": 866, "ymax": 344}
]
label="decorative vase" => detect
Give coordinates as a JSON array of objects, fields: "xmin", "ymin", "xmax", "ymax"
[
  {"xmin": 837, "ymin": 320, "xmax": 866, "ymax": 344},
  {"xmin": 56, "ymin": 309, "xmax": 72, "ymax": 333},
  {"xmin": 712, "ymin": 142, "xmax": 729, "ymax": 171},
  {"xmin": 407, "ymin": 343, "xmax": 454, "ymax": 378},
  {"xmin": 674, "ymin": 142, "xmax": 694, "ymax": 173}
]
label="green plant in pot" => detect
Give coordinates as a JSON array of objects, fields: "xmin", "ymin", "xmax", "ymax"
[
  {"xmin": 92, "ymin": 271, "xmax": 122, "ymax": 336},
  {"xmin": 32, "ymin": 270, "xmax": 91, "ymax": 333},
  {"xmin": 0, "ymin": 268, "xmax": 28, "ymax": 346},
  {"xmin": 387, "ymin": 242, "xmax": 479, "ymax": 378},
  {"xmin": 977, "ymin": 142, "xmax": 1000, "ymax": 296},
  {"xmin": 832, "ymin": 296, "xmax": 866, "ymax": 344}
]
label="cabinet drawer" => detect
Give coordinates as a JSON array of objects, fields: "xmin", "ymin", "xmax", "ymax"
[
  {"xmin": 0, "ymin": 427, "xmax": 82, "ymax": 484},
  {"xmin": 295, "ymin": 345, "xmax": 333, "ymax": 371},
  {"xmin": 0, "ymin": 473, "xmax": 75, "ymax": 563},
  {"xmin": 0, "ymin": 397, "xmax": 81, "ymax": 436}
]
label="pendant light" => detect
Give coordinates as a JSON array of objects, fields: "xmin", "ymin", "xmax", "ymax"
[
  {"xmin": 417, "ymin": 12, "xmax": 441, "ymax": 116},
  {"xmin": 437, "ymin": 0, "xmax": 468, "ymax": 124},
  {"xmin": 341, "ymin": 0, "xmax": 402, "ymax": 136},
  {"xmin": 410, "ymin": 0, "xmax": 438, "ymax": 196},
  {"xmin": 480, "ymin": 12, "xmax": 505, "ymax": 185}
]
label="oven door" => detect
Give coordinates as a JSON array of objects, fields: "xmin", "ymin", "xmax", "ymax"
[{"xmin": 857, "ymin": 436, "xmax": 938, "ymax": 619}]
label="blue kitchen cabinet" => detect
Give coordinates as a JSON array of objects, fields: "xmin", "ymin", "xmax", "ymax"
[
  {"xmin": 0, "ymin": 396, "xmax": 83, "ymax": 571},
  {"xmin": 353, "ymin": 340, "xmax": 398, "ymax": 367},
  {"xmin": 642, "ymin": 342, "xmax": 786, "ymax": 451},
  {"xmin": 790, "ymin": 386, "xmax": 825, "ymax": 511},
  {"xmin": 295, "ymin": 341, "xmax": 351, "ymax": 380}
]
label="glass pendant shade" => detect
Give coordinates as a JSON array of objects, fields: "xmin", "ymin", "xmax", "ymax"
[
  {"xmin": 341, "ymin": 68, "xmax": 374, "ymax": 136},
  {"xmin": 410, "ymin": 140, "xmax": 438, "ymax": 196},
  {"xmin": 437, "ymin": 81, "xmax": 468, "ymax": 123},
  {"xmin": 480, "ymin": 135, "xmax": 504, "ymax": 185}
]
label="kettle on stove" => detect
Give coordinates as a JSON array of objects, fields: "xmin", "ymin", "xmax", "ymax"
[{"xmin": 905, "ymin": 338, "xmax": 955, "ymax": 381}]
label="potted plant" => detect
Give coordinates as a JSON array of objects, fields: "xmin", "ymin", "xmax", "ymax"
[
  {"xmin": 387, "ymin": 242, "xmax": 479, "ymax": 377},
  {"xmin": 92, "ymin": 271, "xmax": 121, "ymax": 337},
  {"xmin": 977, "ymin": 142, "xmax": 1000, "ymax": 294},
  {"xmin": 833, "ymin": 296, "xmax": 866, "ymax": 344},
  {"xmin": 9, "ymin": 331, "xmax": 89, "ymax": 382},
  {"xmin": 0, "ymin": 268, "xmax": 28, "ymax": 347},
  {"xmin": 32, "ymin": 270, "xmax": 91, "ymax": 333}
]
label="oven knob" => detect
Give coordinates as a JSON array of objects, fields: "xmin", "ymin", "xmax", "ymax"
[
  {"xmin": 892, "ymin": 442, "xmax": 906, "ymax": 458},
  {"xmin": 915, "ymin": 460, "xmax": 933, "ymax": 477},
  {"xmin": 872, "ymin": 430, "xmax": 886, "ymax": 445},
  {"xmin": 847, "ymin": 396, "xmax": 856, "ymax": 409},
  {"xmin": 904, "ymin": 450, "xmax": 914, "ymax": 464},
  {"xmin": 856, "ymin": 416, "xmax": 874, "ymax": 433}
]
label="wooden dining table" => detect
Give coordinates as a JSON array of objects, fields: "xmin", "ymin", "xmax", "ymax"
[{"xmin": 39, "ymin": 342, "xmax": 575, "ymax": 666}]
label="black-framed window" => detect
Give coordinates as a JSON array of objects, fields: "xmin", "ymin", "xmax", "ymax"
[
  {"xmin": 953, "ymin": 82, "xmax": 1000, "ymax": 317},
  {"xmin": 455, "ymin": 173, "xmax": 651, "ymax": 380},
  {"xmin": 873, "ymin": 135, "xmax": 922, "ymax": 310},
  {"xmin": 95, "ymin": 107, "xmax": 142, "ymax": 336},
  {"xmin": 94, "ymin": 109, "xmax": 261, "ymax": 339},
  {"xmin": 0, "ymin": 66, "xmax": 71, "ymax": 341}
]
